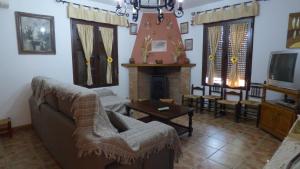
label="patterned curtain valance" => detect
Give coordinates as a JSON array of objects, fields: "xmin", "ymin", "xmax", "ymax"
[
  {"xmin": 68, "ymin": 4, "xmax": 129, "ymax": 27},
  {"xmin": 192, "ymin": 1, "xmax": 259, "ymax": 25}
]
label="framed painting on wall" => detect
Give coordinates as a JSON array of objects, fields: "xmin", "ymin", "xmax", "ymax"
[
  {"xmin": 185, "ymin": 39, "xmax": 193, "ymax": 51},
  {"xmin": 151, "ymin": 40, "xmax": 167, "ymax": 52},
  {"xmin": 15, "ymin": 12, "xmax": 56, "ymax": 54},
  {"xmin": 129, "ymin": 23, "xmax": 138, "ymax": 35},
  {"xmin": 180, "ymin": 22, "xmax": 189, "ymax": 34},
  {"xmin": 287, "ymin": 12, "xmax": 300, "ymax": 48}
]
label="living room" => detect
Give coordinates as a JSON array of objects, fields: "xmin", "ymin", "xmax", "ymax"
[{"xmin": 0, "ymin": 0, "xmax": 300, "ymax": 169}]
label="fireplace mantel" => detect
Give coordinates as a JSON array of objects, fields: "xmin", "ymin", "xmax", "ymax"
[
  {"xmin": 123, "ymin": 63, "xmax": 195, "ymax": 103},
  {"xmin": 121, "ymin": 63, "xmax": 196, "ymax": 68}
]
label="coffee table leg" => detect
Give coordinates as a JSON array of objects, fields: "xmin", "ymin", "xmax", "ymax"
[
  {"xmin": 188, "ymin": 111, "xmax": 193, "ymax": 137},
  {"xmin": 126, "ymin": 106, "xmax": 131, "ymax": 117}
]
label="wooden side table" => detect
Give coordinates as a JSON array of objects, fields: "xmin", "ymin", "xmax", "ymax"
[{"xmin": 0, "ymin": 118, "xmax": 12, "ymax": 137}]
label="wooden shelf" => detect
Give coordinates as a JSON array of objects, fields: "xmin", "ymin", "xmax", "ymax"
[
  {"xmin": 263, "ymin": 84, "xmax": 300, "ymax": 97},
  {"xmin": 121, "ymin": 63, "xmax": 196, "ymax": 68}
]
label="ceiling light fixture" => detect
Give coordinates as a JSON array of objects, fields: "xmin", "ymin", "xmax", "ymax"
[{"xmin": 116, "ymin": 0, "xmax": 184, "ymax": 24}]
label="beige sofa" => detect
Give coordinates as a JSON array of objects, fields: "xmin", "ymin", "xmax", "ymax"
[{"xmin": 29, "ymin": 77, "xmax": 178, "ymax": 169}]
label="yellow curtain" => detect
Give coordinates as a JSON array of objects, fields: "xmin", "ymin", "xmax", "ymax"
[
  {"xmin": 207, "ymin": 26, "xmax": 222, "ymax": 85},
  {"xmin": 193, "ymin": 1, "xmax": 259, "ymax": 25},
  {"xmin": 228, "ymin": 23, "xmax": 247, "ymax": 87},
  {"xmin": 68, "ymin": 4, "xmax": 128, "ymax": 27},
  {"xmin": 99, "ymin": 27, "xmax": 114, "ymax": 84},
  {"xmin": 76, "ymin": 24, "xmax": 94, "ymax": 86}
]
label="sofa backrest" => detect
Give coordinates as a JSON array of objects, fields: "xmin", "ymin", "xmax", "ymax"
[{"xmin": 32, "ymin": 76, "xmax": 98, "ymax": 120}]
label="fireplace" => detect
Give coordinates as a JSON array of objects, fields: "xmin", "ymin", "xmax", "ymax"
[
  {"xmin": 122, "ymin": 64, "xmax": 195, "ymax": 103},
  {"xmin": 151, "ymin": 75, "xmax": 169, "ymax": 100}
]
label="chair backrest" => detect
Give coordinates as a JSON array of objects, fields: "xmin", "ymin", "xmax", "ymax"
[
  {"xmin": 191, "ymin": 84, "xmax": 205, "ymax": 96},
  {"xmin": 246, "ymin": 83, "xmax": 263, "ymax": 100},
  {"xmin": 208, "ymin": 84, "xmax": 223, "ymax": 96},
  {"xmin": 224, "ymin": 88, "xmax": 243, "ymax": 101}
]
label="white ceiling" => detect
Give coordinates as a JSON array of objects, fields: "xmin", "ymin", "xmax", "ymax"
[{"xmin": 92, "ymin": 0, "xmax": 222, "ymax": 9}]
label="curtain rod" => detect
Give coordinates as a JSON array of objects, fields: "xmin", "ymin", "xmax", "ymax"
[
  {"xmin": 55, "ymin": 0, "xmax": 116, "ymax": 14},
  {"xmin": 191, "ymin": 0, "xmax": 267, "ymax": 16}
]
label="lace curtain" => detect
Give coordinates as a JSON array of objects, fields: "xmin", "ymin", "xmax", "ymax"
[
  {"xmin": 99, "ymin": 27, "xmax": 114, "ymax": 84},
  {"xmin": 76, "ymin": 24, "xmax": 94, "ymax": 86},
  {"xmin": 207, "ymin": 26, "xmax": 222, "ymax": 85},
  {"xmin": 227, "ymin": 23, "xmax": 248, "ymax": 87}
]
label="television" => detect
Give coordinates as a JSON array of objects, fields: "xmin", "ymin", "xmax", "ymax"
[{"xmin": 267, "ymin": 51, "xmax": 300, "ymax": 90}]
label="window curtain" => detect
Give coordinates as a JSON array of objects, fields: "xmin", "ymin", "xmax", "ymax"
[
  {"xmin": 207, "ymin": 26, "xmax": 222, "ymax": 85},
  {"xmin": 76, "ymin": 24, "xmax": 94, "ymax": 86},
  {"xmin": 193, "ymin": 1, "xmax": 259, "ymax": 25},
  {"xmin": 68, "ymin": 4, "xmax": 128, "ymax": 27},
  {"xmin": 228, "ymin": 23, "xmax": 247, "ymax": 87},
  {"xmin": 99, "ymin": 27, "xmax": 114, "ymax": 84}
]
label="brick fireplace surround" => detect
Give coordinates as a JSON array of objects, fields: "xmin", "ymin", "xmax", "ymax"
[{"xmin": 122, "ymin": 64, "xmax": 196, "ymax": 103}]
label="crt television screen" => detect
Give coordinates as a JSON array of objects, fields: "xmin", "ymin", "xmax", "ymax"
[{"xmin": 269, "ymin": 53, "xmax": 297, "ymax": 82}]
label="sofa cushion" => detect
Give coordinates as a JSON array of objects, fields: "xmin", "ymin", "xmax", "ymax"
[{"xmin": 93, "ymin": 99, "xmax": 118, "ymax": 137}]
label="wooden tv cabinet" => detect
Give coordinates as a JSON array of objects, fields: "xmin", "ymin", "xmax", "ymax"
[{"xmin": 259, "ymin": 85, "xmax": 300, "ymax": 140}]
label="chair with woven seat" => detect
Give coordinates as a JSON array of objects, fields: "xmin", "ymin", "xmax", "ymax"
[
  {"xmin": 182, "ymin": 84, "xmax": 205, "ymax": 113},
  {"xmin": 200, "ymin": 84, "xmax": 223, "ymax": 112},
  {"xmin": 240, "ymin": 83, "xmax": 263, "ymax": 127},
  {"xmin": 215, "ymin": 88, "xmax": 243, "ymax": 122}
]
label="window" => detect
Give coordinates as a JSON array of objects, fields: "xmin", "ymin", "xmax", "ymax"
[
  {"xmin": 71, "ymin": 19, "xmax": 119, "ymax": 88},
  {"xmin": 202, "ymin": 17, "xmax": 254, "ymax": 88}
]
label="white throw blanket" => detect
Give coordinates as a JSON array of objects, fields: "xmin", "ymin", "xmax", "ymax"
[{"xmin": 31, "ymin": 76, "xmax": 182, "ymax": 164}]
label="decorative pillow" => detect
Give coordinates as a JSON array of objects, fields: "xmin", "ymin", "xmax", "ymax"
[{"xmin": 93, "ymin": 88, "xmax": 116, "ymax": 97}]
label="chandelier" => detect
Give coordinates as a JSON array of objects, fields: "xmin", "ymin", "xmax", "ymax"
[{"xmin": 116, "ymin": 0, "xmax": 184, "ymax": 24}]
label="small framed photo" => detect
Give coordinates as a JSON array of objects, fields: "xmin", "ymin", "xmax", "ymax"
[
  {"xmin": 151, "ymin": 40, "xmax": 167, "ymax": 52},
  {"xmin": 185, "ymin": 39, "xmax": 193, "ymax": 51},
  {"xmin": 180, "ymin": 22, "xmax": 189, "ymax": 34},
  {"xmin": 129, "ymin": 23, "xmax": 138, "ymax": 35},
  {"xmin": 15, "ymin": 12, "xmax": 56, "ymax": 54}
]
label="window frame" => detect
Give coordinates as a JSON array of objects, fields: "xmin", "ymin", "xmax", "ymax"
[
  {"xmin": 71, "ymin": 19, "xmax": 119, "ymax": 88},
  {"xmin": 202, "ymin": 17, "xmax": 255, "ymax": 89}
]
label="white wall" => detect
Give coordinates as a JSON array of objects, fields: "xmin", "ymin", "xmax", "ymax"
[
  {"xmin": 1, "ymin": 0, "xmax": 300, "ymax": 127},
  {"xmin": 178, "ymin": 0, "xmax": 300, "ymax": 88},
  {"xmin": 0, "ymin": 0, "xmax": 135, "ymax": 127}
]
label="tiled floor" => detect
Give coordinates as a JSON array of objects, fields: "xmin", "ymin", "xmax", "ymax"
[{"xmin": 0, "ymin": 112, "xmax": 281, "ymax": 169}]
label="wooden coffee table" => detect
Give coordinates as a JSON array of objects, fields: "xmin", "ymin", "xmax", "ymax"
[{"xmin": 126, "ymin": 100, "xmax": 194, "ymax": 136}]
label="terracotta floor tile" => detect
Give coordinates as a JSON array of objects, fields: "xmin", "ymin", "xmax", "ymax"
[
  {"xmin": 197, "ymin": 159, "xmax": 230, "ymax": 169},
  {"xmin": 0, "ymin": 112, "xmax": 280, "ymax": 169},
  {"xmin": 186, "ymin": 143, "xmax": 219, "ymax": 159},
  {"xmin": 209, "ymin": 150, "xmax": 245, "ymax": 168}
]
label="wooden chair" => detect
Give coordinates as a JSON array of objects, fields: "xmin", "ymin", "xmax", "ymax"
[
  {"xmin": 200, "ymin": 84, "xmax": 223, "ymax": 112},
  {"xmin": 240, "ymin": 83, "xmax": 263, "ymax": 127},
  {"xmin": 182, "ymin": 85, "xmax": 205, "ymax": 113},
  {"xmin": 215, "ymin": 88, "xmax": 243, "ymax": 122}
]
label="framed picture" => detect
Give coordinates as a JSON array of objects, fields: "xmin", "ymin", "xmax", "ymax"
[
  {"xmin": 129, "ymin": 23, "xmax": 138, "ymax": 35},
  {"xmin": 185, "ymin": 39, "xmax": 193, "ymax": 51},
  {"xmin": 180, "ymin": 22, "xmax": 189, "ymax": 34},
  {"xmin": 151, "ymin": 40, "xmax": 167, "ymax": 52},
  {"xmin": 15, "ymin": 12, "xmax": 56, "ymax": 54},
  {"xmin": 287, "ymin": 12, "xmax": 300, "ymax": 48}
]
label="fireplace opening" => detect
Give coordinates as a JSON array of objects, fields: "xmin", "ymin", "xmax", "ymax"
[{"xmin": 151, "ymin": 75, "xmax": 169, "ymax": 100}]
